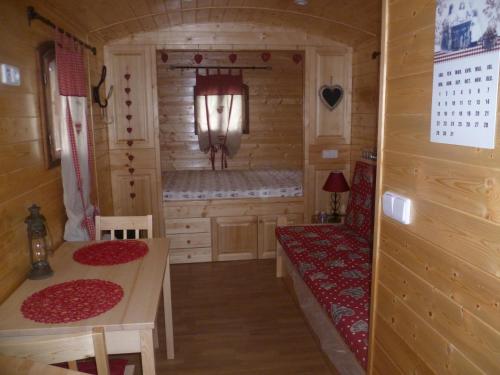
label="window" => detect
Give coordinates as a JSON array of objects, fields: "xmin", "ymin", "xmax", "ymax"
[{"xmin": 38, "ymin": 41, "xmax": 62, "ymax": 168}]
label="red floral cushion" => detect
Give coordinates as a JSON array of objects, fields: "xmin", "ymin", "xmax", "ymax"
[
  {"xmin": 276, "ymin": 225, "xmax": 371, "ymax": 369},
  {"xmin": 344, "ymin": 162, "xmax": 376, "ymax": 241}
]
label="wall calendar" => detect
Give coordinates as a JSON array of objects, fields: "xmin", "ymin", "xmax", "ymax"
[{"xmin": 431, "ymin": 0, "xmax": 500, "ymax": 149}]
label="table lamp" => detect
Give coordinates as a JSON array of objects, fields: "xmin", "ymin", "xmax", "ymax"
[{"xmin": 322, "ymin": 172, "xmax": 350, "ymax": 223}]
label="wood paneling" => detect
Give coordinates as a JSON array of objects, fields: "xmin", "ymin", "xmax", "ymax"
[
  {"xmin": 0, "ymin": 0, "xmax": 94, "ymax": 303},
  {"xmin": 370, "ymin": 0, "xmax": 500, "ymax": 373},
  {"xmin": 157, "ymin": 50, "xmax": 304, "ymax": 171},
  {"xmin": 41, "ymin": 0, "xmax": 380, "ymax": 46}
]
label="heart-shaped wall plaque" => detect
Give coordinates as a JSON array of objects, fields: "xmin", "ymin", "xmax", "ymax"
[{"xmin": 319, "ymin": 85, "xmax": 344, "ymax": 111}]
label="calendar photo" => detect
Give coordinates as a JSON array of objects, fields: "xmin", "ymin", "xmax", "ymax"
[{"xmin": 431, "ymin": 0, "xmax": 500, "ymax": 149}]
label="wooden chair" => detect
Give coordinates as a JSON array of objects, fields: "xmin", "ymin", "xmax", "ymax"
[
  {"xmin": 95, "ymin": 215, "xmax": 153, "ymax": 240},
  {"xmin": 0, "ymin": 328, "xmax": 110, "ymax": 375}
]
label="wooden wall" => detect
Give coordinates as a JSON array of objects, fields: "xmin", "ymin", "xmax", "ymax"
[
  {"xmin": 370, "ymin": 1, "xmax": 500, "ymax": 373},
  {"xmin": 87, "ymin": 41, "xmax": 114, "ymax": 215},
  {"xmin": 351, "ymin": 39, "xmax": 380, "ymax": 172},
  {"xmin": 0, "ymin": 0, "xmax": 110, "ymax": 303},
  {"xmin": 157, "ymin": 50, "xmax": 303, "ymax": 171}
]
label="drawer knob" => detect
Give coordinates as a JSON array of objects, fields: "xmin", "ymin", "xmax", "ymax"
[
  {"xmin": 186, "ymin": 225, "xmax": 190, "ymax": 229},
  {"xmin": 187, "ymin": 240, "xmax": 191, "ymax": 244},
  {"xmin": 187, "ymin": 254, "xmax": 192, "ymax": 259}
]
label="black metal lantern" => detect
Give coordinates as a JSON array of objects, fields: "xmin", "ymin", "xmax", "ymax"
[{"xmin": 24, "ymin": 204, "xmax": 53, "ymax": 279}]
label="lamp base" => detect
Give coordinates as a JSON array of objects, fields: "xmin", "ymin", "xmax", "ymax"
[{"xmin": 28, "ymin": 261, "xmax": 53, "ymax": 280}]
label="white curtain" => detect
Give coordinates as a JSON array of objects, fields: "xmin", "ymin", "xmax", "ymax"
[
  {"xmin": 59, "ymin": 96, "xmax": 95, "ymax": 241},
  {"xmin": 196, "ymin": 94, "xmax": 243, "ymax": 158}
]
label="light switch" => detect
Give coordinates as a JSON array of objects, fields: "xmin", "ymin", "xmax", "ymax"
[
  {"xmin": 1, "ymin": 64, "xmax": 21, "ymax": 86},
  {"xmin": 382, "ymin": 191, "xmax": 411, "ymax": 225},
  {"xmin": 322, "ymin": 149, "xmax": 338, "ymax": 159}
]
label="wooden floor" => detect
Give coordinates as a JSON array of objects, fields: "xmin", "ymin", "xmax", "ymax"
[{"xmin": 147, "ymin": 259, "xmax": 333, "ymax": 374}]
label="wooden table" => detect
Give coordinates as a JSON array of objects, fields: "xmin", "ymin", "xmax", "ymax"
[
  {"xmin": 0, "ymin": 354, "xmax": 88, "ymax": 375},
  {"xmin": 0, "ymin": 238, "xmax": 174, "ymax": 375}
]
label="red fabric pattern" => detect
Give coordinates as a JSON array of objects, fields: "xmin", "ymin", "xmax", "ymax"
[
  {"xmin": 21, "ymin": 279, "xmax": 123, "ymax": 324},
  {"xmin": 73, "ymin": 240, "xmax": 148, "ymax": 266},
  {"xmin": 276, "ymin": 225, "xmax": 371, "ymax": 369},
  {"xmin": 56, "ymin": 359, "xmax": 127, "ymax": 375},
  {"xmin": 56, "ymin": 33, "xmax": 87, "ymax": 97},
  {"xmin": 344, "ymin": 162, "xmax": 376, "ymax": 241}
]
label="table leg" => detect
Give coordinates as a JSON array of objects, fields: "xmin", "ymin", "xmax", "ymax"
[
  {"xmin": 140, "ymin": 329, "xmax": 156, "ymax": 375},
  {"xmin": 163, "ymin": 255, "xmax": 175, "ymax": 359}
]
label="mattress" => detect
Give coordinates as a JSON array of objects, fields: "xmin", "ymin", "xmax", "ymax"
[
  {"xmin": 163, "ymin": 169, "xmax": 303, "ymax": 201},
  {"xmin": 276, "ymin": 224, "xmax": 372, "ymax": 369}
]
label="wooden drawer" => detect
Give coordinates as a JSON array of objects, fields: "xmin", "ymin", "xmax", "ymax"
[
  {"xmin": 170, "ymin": 248, "xmax": 212, "ymax": 264},
  {"xmin": 165, "ymin": 218, "xmax": 210, "ymax": 234},
  {"xmin": 168, "ymin": 232, "xmax": 212, "ymax": 249}
]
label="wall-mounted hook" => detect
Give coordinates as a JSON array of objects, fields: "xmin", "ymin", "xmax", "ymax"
[{"xmin": 92, "ymin": 65, "xmax": 113, "ymax": 108}]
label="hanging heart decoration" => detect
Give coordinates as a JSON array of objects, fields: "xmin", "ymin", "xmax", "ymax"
[
  {"xmin": 126, "ymin": 114, "xmax": 132, "ymax": 121},
  {"xmin": 261, "ymin": 52, "xmax": 271, "ymax": 62},
  {"xmin": 128, "ymin": 167, "xmax": 135, "ymax": 174},
  {"xmin": 130, "ymin": 181, "xmax": 134, "ymax": 187},
  {"xmin": 124, "ymin": 73, "xmax": 131, "ymax": 80},
  {"xmin": 126, "ymin": 100, "xmax": 132, "ymax": 107},
  {"xmin": 161, "ymin": 51, "xmax": 169, "ymax": 63},
  {"xmin": 292, "ymin": 53, "xmax": 303, "ymax": 64},
  {"xmin": 127, "ymin": 140, "xmax": 134, "ymax": 147},
  {"xmin": 194, "ymin": 54, "xmax": 203, "ymax": 64},
  {"xmin": 125, "ymin": 87, "xmax": 131, "ymax": 94},
  {"xmin": 75, "ymin": 123, "xmax": 82, "ymax": 134},
  {"xmin": 217, "ymin": 106, "xmax": 224, "ymax": 114},
  {"xmin": 229, "ymin": 53, "xmax": 237, "ymax": 63},
  {"xmin": 126, "ymin": 127, "xmax": 132, "ymax": 133},
  {"xmin": 130, "ymin": 193, "xmax": 136, "ymax": 199},
  {"xmin": 319, "ymin": 84, "xmax": 344, "ymax": 111},
  {"xmin": 127, "ymin": 154, "xmax": 134, "ymax": 161}
]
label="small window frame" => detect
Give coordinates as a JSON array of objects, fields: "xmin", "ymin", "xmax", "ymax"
[{"xmin": 37, "ymin": 41, "xmax": 62, "ymax": 169}]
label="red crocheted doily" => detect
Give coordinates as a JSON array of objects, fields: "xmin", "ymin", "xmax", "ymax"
[
  {"xmin": 73, "ymin": 240, "xmax": 148, "ymax": 266},
  {"xmin": 21, "ymin": 279, "xmax": 123, "ymax": 324}
]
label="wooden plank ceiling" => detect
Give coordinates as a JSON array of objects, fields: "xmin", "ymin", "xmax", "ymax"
[{"xmin": 41, "ymin": 0, "xmax": 380, "ymax": 45}]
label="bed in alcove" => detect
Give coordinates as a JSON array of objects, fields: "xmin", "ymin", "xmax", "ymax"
[{"xmin": 159, "ymin": 50, "xmax": 306, "ymax": 264}]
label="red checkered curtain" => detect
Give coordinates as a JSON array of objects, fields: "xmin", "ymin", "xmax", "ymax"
[
  {"xmin": 56, "ymin": 32, "xmax": 96, "ymax": 241},
  {"xmin": 194, "ymin": 71, "xmax": 246, "ymax": 170}
]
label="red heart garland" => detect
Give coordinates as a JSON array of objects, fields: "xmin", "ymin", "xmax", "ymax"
[
  {"xmin": 124, "ymin": 73, "xmax": 131, "ymax": 80},
  {"xmin": 229, "ymin": 53, "xmax": 237, "ymax": 63},
  {"xmin": 293, "ymin": 53, "xmax": 303, "ymax": 64},
  {"xmin": 126, "ymin": 127, "xmax": 132, "ymax": 133},
  {"xmin": 125, "ymin": 87, "xmax": 131, "ymax": 94},
  {"xmin": 161, "ymin": 52, "xmax": 168, "ymax": 63},
  {"xmin": 130, "ymin": 193, "xmax": 136, "ymax": 199},
  {"xmin": 128, "ymin": 168, "xmax": 135, "ymax": 174},
  {"xmin": 261, "ymin": 52, "xmax": 271, "ymax": 62},
  {"xmin": 126, "ymin": 100, "xmax": 132, "ymax": 107},
  {"xmin": 128, "ymin": 154, "xmax": 134, "ymax": 161},
  {"xmin": 130, "ymin": 181, "xmax": 135, "ymax": 186},
  {"xmin": 126, "ymin": 114, "xmax": 132, "ymax": 121},
  {"xmin": 194, "ymin": 54, "xmax": 203, "ymax": 64},
  {"xmin": 127, "ymin": 140, "xmax": 134, "ymax": 147}
]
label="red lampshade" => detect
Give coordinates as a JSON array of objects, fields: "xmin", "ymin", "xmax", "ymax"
[{"xmin": 322, "ymin": 172, "xmax": 350, "ymax": 193}]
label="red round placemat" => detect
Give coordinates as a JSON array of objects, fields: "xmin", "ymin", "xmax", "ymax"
[
  {"xmin": 21, "ymin": 279, "xmax": 123, "ymax": 324},
  {"xmin": 73, "ymin": 240, "xmax": 148, "ymax": 266}
]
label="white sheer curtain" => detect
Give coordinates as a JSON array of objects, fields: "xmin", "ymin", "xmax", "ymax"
[{"xmin": 56, "ymin": 33, "xmax": 96, "ymax": 241}]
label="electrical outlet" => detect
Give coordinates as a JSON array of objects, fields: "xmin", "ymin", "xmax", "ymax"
[
  {"xmin": 321, "ymin": 149, "xmax": 338, "ymax": 159},
  {"xmin": 1, "ymin": 64, "xmax": 21, "ymax": 86}
]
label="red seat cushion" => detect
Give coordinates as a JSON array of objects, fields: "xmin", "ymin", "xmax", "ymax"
[
  {"xmin": 344, "ymin": 161, "xmax": 376, "ymax": 242},
  {"xmin": 276, "ymin": 225, "xmax": 371, "ymax": 369}
]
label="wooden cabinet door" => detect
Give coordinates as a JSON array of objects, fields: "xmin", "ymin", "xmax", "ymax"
[
  {"xmin": 110, "ymin": 168, "xmax": 160, "ymax": 234},
  {"xmin": 212, "ymin": 216, "xmax": 258, "ymax": 261},
  {"xmin": 258, "ymin": 214, "xmax": 305, "ymax": 259},
  {"xmin": 105, "ymin": 45, "xmax": 155, "ymax": 149}
]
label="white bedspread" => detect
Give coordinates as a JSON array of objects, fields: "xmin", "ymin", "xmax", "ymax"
[{"xmin": 163, "ymin": 169, "xmax": 303, "ymax": 201}]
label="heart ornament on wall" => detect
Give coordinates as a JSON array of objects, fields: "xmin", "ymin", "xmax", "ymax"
[{"xmin": 319, "ymin": 84, "xmax": 344, "ymax": 111}]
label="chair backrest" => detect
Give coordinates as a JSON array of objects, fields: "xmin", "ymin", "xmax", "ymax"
[
  {"xmin": 0, "ymin": 328, "xmax": 110, "ymax": 375},
  {"xmin": 95, "ymin": 215, "xmax": 153, "ymax": 240},
  {"xmin": 344, "ymin": 161, "xmax": 376, "ymax": 241}
]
